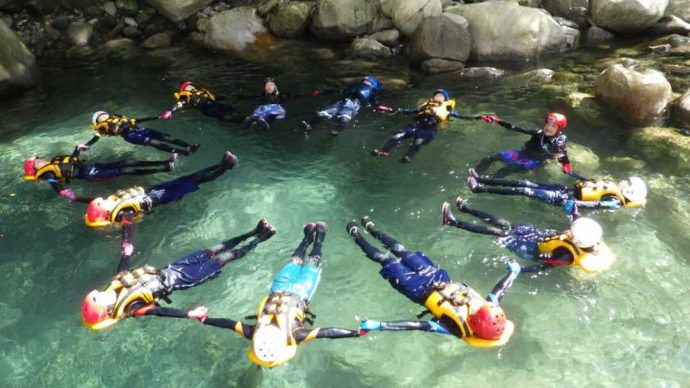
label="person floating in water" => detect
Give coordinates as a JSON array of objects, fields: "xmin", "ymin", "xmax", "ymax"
[
  {"xmin": 442, "ymin": 197, "xmax": 616, "ymax": 274},
  {"xmin": 467, "ymin": 168, "xmax": 648, "ymax": 212},
  {"xmin": 81, "ymin": 219, "xmax": 276, "ymax": 330},
  {"xmin": 160, "ymin": 81, "xmax": 242, "ymax": 123},
  {"xmin": 84, "ymin": 151, "xmax": 237, "ymax": 228},
  {"xmin": 80, "ymin": 111, "xmax": 199, "ymax": 156},
  {"xmin": 474, "ymin": 112, "xmax": 573, "ymax": 178},
  {"xmin": 372, "ymin": 89, "xmax": 481, "ymax": 163},
  {"xmin": 187, "ymin": 222, "xmax": 363, "ymax": 368},
  {"xmin": 230, "ymin": 77, "xmax": 288, "ymax": 130},
  {"xmin": 300, "ymin": 75, "xmax": 383, "ymax": 136},
  {"xmin": 23, "ymin": 146, "xmax": 175, "ymax": 203},
  {"xmin": 346, "ymin": 217, "xmax": 519, "ymax": 347}
]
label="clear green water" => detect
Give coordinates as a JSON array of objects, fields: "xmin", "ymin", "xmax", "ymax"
[{"xmin": 1, "ymin": 43, "xmax": 689, "ymax": 387}]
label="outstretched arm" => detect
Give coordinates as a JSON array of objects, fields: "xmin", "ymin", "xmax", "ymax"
[
  {"xmin": 486, "ymin": 260, "xmax": 520, "ymax": 304},
  {"xmin": 359, "ymin": 319, "xmax": 452, "ymax": 335},
  {"xmin": 202, "ymin": 317, "xmax": 254, "ymax": 339},
  {"xmin": 115, "ymin": 223, "xmax": 135, "ymax": 273},
  {"xmin": 495, "ymin": 120, "xmax": 539, "ymax": 135},
  {"xmin": 134, "ymin": 305, "xmax": 190, "ymax": 319},
  {"xmin": 135, "ymin": 116, "xmax": 160, "ymax": 124},
  {"xmin": 295, "ymin": 327, "xmax": 361, "ymax": 343}
]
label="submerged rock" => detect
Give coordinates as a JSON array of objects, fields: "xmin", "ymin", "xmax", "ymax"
[
  {"xmin": 583, "ymin": 25, "xmax": 615, "ymax": 46},
  {"xmin": 267, "ymin": 1, "xmax": 312, "ymax": 38},
  {"xmin": 409, "ymin": 13, "xmax": 470, "ymax": 64},
  {"xmin": 311, "ymin": 0, "xmax": 378, "ymax": 41},
  {"xmin": 591, "ymin": 0, "xmax": 668, "ymax": 34},
  {"xmin": 506, "ymin": 68, "xmax": 555, "ymax": 85},
  {"xmin": 141, "ymin": 32, "xmax": 170, "ymax": 49},
  {"xmin": 628, "ymin": 127, "xmax": 690, "ymax": 174},
  {"xmin": 446, "ymin": 2, "xmax": 569, "ymax": 61},
  {"xmin": 146, "ymin": 0, "xmax": 213, "ymax": 23},
  {"xmin": 458, "ymin": 67, "xmax": 505, "ymax": 79},
  {"xmin": 351, "ymin": 37, "xmax": 391, "ymax": 58},
  {"xmin": 204, "ymin": 7, "xmax": 267, "ymax": 54},
  {"xmin": 595, "ymin": 64, "xmax": 672, "ymax": 125},
  {"xmin": 0, "ymin": 19, "xmax": 37, "ymax": 98},
  {"xmin": 421, "ymin": 58, "xmax": 464, "ymax": 73}
]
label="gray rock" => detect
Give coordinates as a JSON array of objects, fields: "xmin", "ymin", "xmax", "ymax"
[
  {"xmin": 51, "ymin": 14, "xmax": 71, "ymax": 30},
  {"xmin": 311, "ymin": 0, "xmax": 378, "ymax": 41},
  {"xmin": 459, "ymin": 66, "xmax": 505, "ymax": 78},
  {"xmin": 135, "ymin": 10, "xmax": 153, "ymax": 26},
  {"xmin": 384, "ymin": 0, "xmax": 443, "ymax": 37},
  {"xmin": 115, "ymin": 0, "xmax": 138, "ymax": 15},
  {"xmin": 123, "ymin": 16, "xmax": 137, "ymax": 27},
  {"xmin": 256, "ymin": 0, "xmax": 280, "ymax": 17},
  {"xmin": 104, "ymin": 1, "xmax": 117, "ymax": 16},
  {"xmin": 44, "ymin": 24, "xmax": 62, "ymax": 40},
  {"xmin": 367, "ymin": 29, "xmax": 399, "ymax": 47},
  {"xmin": 665, "ymin": 0, "xmax": 690, "ymax": 22},
  {"xmin": 368, "ymin": 12, "xmax": 394, "ymax": 34},
  {"xmin": 122, "ymin": 25, "xmax": 142, "ymax": 38},
  {"xmin": 268, "ymin": 1, "xmax": 312, "ymax": 38},
  {"xmin": 409, "ymin": 12, "xmax": 470, "ymax": 64},
  {"xmin": 66, "ymin": 21, "xmax": 93, "ymax": 46},
  {"xmin": 0, "ymin": 19, "xmax": 37, "ymax": 98},
  {"xmin": 543, "ymin": 0, "xmax": 589, "ymax": 28},
  {"xmin": 196, "ymin": 17, "xmax": 208, "ymax": 32},
  {"xmin": 583, "ymin": 25, "xmax": 615, "ymax": 46},
  {"xmin": 650, "ymin": 15, "xmax": 690, "ymax": 35},
  {"xmin": 506, "ymin": 68, "xmax": 555, "ymax": 84},
  {"xmin": 595, "ymin": 64, "xmax": 673, "ymax": 125},
  {"xmin": 446, "ymin": 1, "xmax": 570, "ymax": 61},
  {"xmin": 146, "ymin": 0, "xmax": 214, "ymax": 23},
  {"xmin": 674, "ymin": 89, "xmax": 690, "ymax": 127},
  {"xmin": 561, "ymin": 25, "xmax": 580, "ymax": 49},
  {"xmin": 591, "ymin": 0, "xmax": 668, "ymax": 34},
  {"xmin": 204, "ymin": 7, "xmax": 267, "ymax": 53},
  {"xmin": 351, "ymin": 37, "xmax": 392, "ymax": 58},
  {"xmin": 421, "ymin": 58, "xmax": 464, "ymax": 73},
  {"xmin": 141, "ymin": 31, "xmax": 170, "ymax": 48}
]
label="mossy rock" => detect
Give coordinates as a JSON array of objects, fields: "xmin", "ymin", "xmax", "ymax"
[{"xmin": 628, "ymin": 127, "xmax": 690, "ymax": 175}]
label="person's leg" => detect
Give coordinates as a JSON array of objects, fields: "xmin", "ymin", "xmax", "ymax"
[
  {"xmin": 201, "ymin": 101, "xmax": 243, "ymax": 123},
  {"xmin": 302, "ymin": 101, "xmax": 339, "ymax": 131},
  {"xmin": 208, "ymin": 219, "xmax": 269, "ymax": 254},
  {"xmin": 346, "ymin": 221, "xmax": 397, "ymax": 266},
  {"xmin": 401, "ymin": 128, "xmax": 435, "ymax": 162},
  {"xmin": 307, "ymin": 222, "xmax": 327, "ymax": 261},
  {"xmin": 183, "ymin": 151, "xmax": 237, "ymax": 185},
  {"xmin": 332, "ymin": 99, "xmax": 360, "ymax": 135},
  {"xmin": 360, "ymin": 216, "xmax": 411, "ymax": 258},
  {"xmin": 441, "ymin": 201, "xmax": 505, "ymax": 236},
  {"xmin": 456, "ymin": 197, "xmax": 512, "ymax": 229},
  {"xmin": 475, "ymin": 152, "xmax": 502, "ymax": 174},
  {"xmin": 292, "ymin": 223, "xmax": 316, "ymax": 261},
  {"xmin": 373, "ymin": 124, "xmax": 416, "ymax": 156},
  {"xmin": 215, "ymin": 225, "xmax": 276, "ymax": 266}
]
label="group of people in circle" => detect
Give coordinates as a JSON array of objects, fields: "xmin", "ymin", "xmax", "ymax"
[{"xmin": 22, "ymin": 74, "xmax": 649, "ymax": 367}]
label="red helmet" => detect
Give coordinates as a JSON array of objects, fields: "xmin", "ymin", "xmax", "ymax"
[
  {"xmin": 468, "ymin": 303, "xmax": 506, "ymax": 340},
  {"xmin": 85, "ymin": 199, "xmax": 110, "ymax": 227},
  {"xmin": 23, "ymin": 157, "xmax": 37, "ymax": 180},
  {"xmin": 179, "ymin": 81, "xmax": 194, "ymax": 93},
  {"xmin": 82, "ymin": 290, "xmax": 109, "ymax": 326},
  {"xmin": 545, "ymin": 112, "xmax": 567, "ymax": 131}
]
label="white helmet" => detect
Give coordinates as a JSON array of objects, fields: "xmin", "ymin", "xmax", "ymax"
[
  {"xmin": 92, "ymin": 111, "xmax": 108, "ymax": 125},
  {"xmin": 252, "ymin": 325, "xmax": 288, "ymax": 363},
  {"xmin": 621, "ymin": 177, "xmax": 647, "ymax": 202},
  {"xmin": 570, "ymin": 217, "xmax": 603, "ymax": 249}
]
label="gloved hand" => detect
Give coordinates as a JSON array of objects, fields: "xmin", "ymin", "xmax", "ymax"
[
  {"xmin": 359, "ymin": 319, "xmax": 382, "ymax": 335},
  {"xmin": 187, "ymin": 306, "xmax": 208, "ymax": 322},
  {"xmin": 480, "ymin": 115, "xmax": 500, "ymax": 123},
  {"xmin": 121, "ymin": 240, "xmax": 135, "ymax": 256},
  {"xmin": 561, "ymin": 163, "xmax": 573, "ymax": 174},
  {"xmin": 563, "ymin": 199, "xmax": 576, "ymax": 215},
  {"xmin": 374, "ymin": 104, "xmax": 394, "ymax": 113},
  {"xmin": 59, "ymin": 188, "xmax": 76, "ymax": 201},
  {"xmin": 310, "ymin": 88, "xmax": 321, "ymax": 97},
  {"xmin": 159, "ymin": 110, "xmax": 173, "ymax": 120},
  {"xmin": 76, "ymin": 144, "xmax": 90, "ymax": 152},
  {"xmin": 506, "ymin": 259, "xmax": 521, "ymax": 274}
]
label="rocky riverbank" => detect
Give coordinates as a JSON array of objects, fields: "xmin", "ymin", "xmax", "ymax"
[{"xmin": 1, "ymin": 0, "xmax": 689, "ymax": 171}]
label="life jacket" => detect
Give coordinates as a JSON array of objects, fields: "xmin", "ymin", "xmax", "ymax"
[
  {"xmin": 537, "ymin": 233, "xmax": 616, "ymax": 273},
  {"xmin": 422, "ymin": 282, "xmax": 514, "ymax": 348},
  {"xmin": 174, "ymin": 88, "xmax": 216, "ymax": 108},
  {"xmin": 90, "ymin": 115, "xmax": 136, "ymax": 136},
  {"xmin": 416, "ymin": 99, "xmax": 456, "ymax": 123},
  {"xmin": 247, "ymin": 293, "xmax": 309, "ymax": 367},
  {"xmin": 354, "ymin": 83, "xmax": 375, "ymax": 104},
  {"xmin": 85, "ymin": 187, "xmax": 150, "ymax": 227},
  {"xmin": 85, "ymin": 265, "xmax": 166, "ymax": 330},
  {"xmin": 576, "ymin": 180, "xmax": 645, "ymax": 208},
  {"xmin": 34, "ymin": 155, "xmax": 80, "ymax": 181}
]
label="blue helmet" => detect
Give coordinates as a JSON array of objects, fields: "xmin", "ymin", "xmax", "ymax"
[
  {"xmin": 434, "ymin": 89, "xmax": 450, "ymax": 101},
  {"xmin": 363, "ymin": 75, "xmax": 382, "ymax": 91}
]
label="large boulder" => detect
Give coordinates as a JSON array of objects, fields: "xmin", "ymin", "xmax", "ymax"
[
  {"xmin": 204, "ymin": 7, "xmax": 268, "ymax": 54},
  {"xmin": 268, "ymin": 2, "xmax": 312, "ymax": 38},
  {"xmin": 650, "ymin": 15, "xmax": 690, "ymax": 35},
  {"xmin": 595, "ymin": 64, "xmax": 673, "ymax": 125},
  {"xmin": 628, "ymin": 127, "xmax": 690, "ymax": 174},
  {"xmin": 409, "ymin": 12, "xmax": 470, "ymax": 64},
  {"xmin": 145, "ymin": 0, "xmax": 214, "ymax": 23},
  {"xmin": 66, "ymin": 21, "xmax": 93, "ymax": 47},
  {"xmin": 0, "ymin": 19, "xmax": 37, "ymax": 98},
  {"xmin": 382, "ymin": 0, "xmax": 443, "ymax": 37},
  {"xmin": 351, "ymin": 37, "xmax": 392, "ymax": 58},
  {"xmin": 665, "ymin": 0, "xmax": 690, "ymax": 21},
  {"xmin": 543, "ymin": 0, "xmax": 590, "ymax": 28},
  {"xmin": 673, "ymin": 89, "xmax": 690, "ymax": 127},
  {"xmin": 591, "ymin": 0, "xmax": 668, "ymax": 33},
  {"xmin": 446, "ymin": 1, "xmax": 569, "ymax": 61},
  {"xmin": 310, "ymin": 0, "xmax": 378, "ymax": 41}
]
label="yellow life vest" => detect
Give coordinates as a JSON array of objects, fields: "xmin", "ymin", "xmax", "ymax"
[
  {"xmin": 85, "ymin": 265, "xmax": 162, "ymax": 331},
  {"xmin": 84, "ymin": 187, "xmax": 149, "ymax": 228},
  {"xmin": 247, "ymin": 293, "xmax": 305, "ymax": 367},
  {"xmin": 90, "ymin": 115, "xmax": 136, "ymax": 136},
  {"xmin": 537, "ymin": 233, "xmax": 616, "ymax": 273},
  {"xmin": 417, "ymin": 99, "xmax": 456, "ymax": 122},
  {"xmin": 35, "ymin": 155, "xmax": 80, "ymax": 181},
  {"xmin": 423, "ymin": 282, "xmax": 514, "ymax": 348},
  {"xmin": 576, "ymin": 180, "xmax": 646, "ymax": 208},
  {"xmin": 173, "ymin": 88, "xmax": 216, "ymax": 108}
]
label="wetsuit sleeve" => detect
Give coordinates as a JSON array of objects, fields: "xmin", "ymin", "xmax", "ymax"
[
  {"xmin": 202, "ymin": 318, "xmax": 254, "ymax": 339},
  {"xmin": 450, "ymin": 112, "xmax": 475, "ymax": 120},
  {"xmin": 136, "ymin": 305, "xmax": 189, "ymax": 319},
  {"xmin": 135, "ymin": 116, "xmax": 159, "ymax": 124},
  {"xmin": 70, "ymin": 146, "xmax": 81, "ymax": 158},
  {"xmin": 294, "ymin": 327, "xmax": 361, "ymax": 343},
  {"xmin": 486, "ymin": 268, "xmax": 519, "ymax": 304},
  {"xmin": 574, "ymin": 197, "xmax": 623, "ymax": 210},
  {"xmin": 520, "ymin": 262, "xmax": 554, "ymax": 273},
  {"xmin": 115, "ymin": 223, "xmax": 135, "ymax": 273},
  {"xmin": 400, "ymin": 107, "xmax": 418, "ymax": 115},
  {"xmin": 84, "ymin": 135, "xmax": 100, "ymax": 147},
  {"xmin": 376, "ymin": 320, "xmax": 452, "ymax": 335},
  {"xmin": 497, "ymin": 120, "xmax": 539, "ymax": 135}
]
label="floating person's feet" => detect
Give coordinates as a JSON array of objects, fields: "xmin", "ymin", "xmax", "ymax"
[
  {"xmin": 315, "ymin": 221, "xmax": 329, "ymax": 234},
  {"xmin": 346, "ymin": 220, "xmax": 359, "ymax": 237},
  {"xmin": 259, "ymin": 223, "xmax": 277, "ymax": 240},
  {"xmin": 468, "ymin": 168, "xmax": 479, "ymax": 179},
  {"xmin": 361, "ymin": 216, "xmax": 375, "ymax": 232},
  {"xmin": 222, "ymin": 151, "xmax": 239, "ymax": 167},
  {"xmin": 255, "ymin": 218, "xmax": 269, "ymax": 234},
  {"xmin": 371, "ymin": 149, "xmax": 390, "ymax": 157},
  {"xmin": 455, "ymin": 196, "xmax": 468, "ymax": 211},
  {"xmin": 303, "ymin": 222, "xmax": 316, "ymax": 236},
  {"xmin": 441, "ymin": 202, "xmax": 454, "ymax": 225},
  {"xmin": 400, "ymin": 155, "xmax": 412, "ymax": 163},
  {"xmin": 190, "ymin": 143, "xmax": 201, "ymax": 153},
  {"xmin": 467, "ymin": 176, "xmax": 480, "ymax": 192},
  {"xmin": 166, "ymin": 153, "xmax": 178, "ymax": 171},
  {"xmin": 300, "ymin": 120, "xmax": 313, "ymax": 132}
]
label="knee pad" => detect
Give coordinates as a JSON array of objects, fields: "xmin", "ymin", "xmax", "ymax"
[
  {"xmin": 317, "ymin": 111, "xmax": 332, "ymax": 119},
  {"xmin": 392, "ymin": 243, "xmax": 406, "ymax": 252}
]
